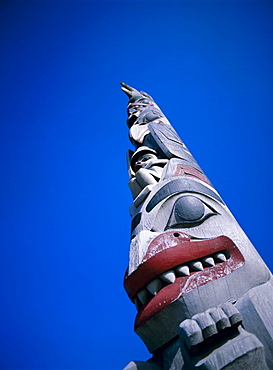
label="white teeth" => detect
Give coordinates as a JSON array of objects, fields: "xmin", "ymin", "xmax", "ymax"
[
  {"xmin": 203, "ymin": 257, "xmax": 215, "ymax": 267},
  {"xmin": 176, "ymin": 265, "xmax": 190, "ymax": 276},
  {"xmin": 134, "ymin": 252, "xmax": 230, "ymax": 308},
  {"xmin": 190, "ymin": 261, "xmax": 203, "ymax": 271},
  {"xmin": 133, "ymin": 297, "xmax": 141, "ymax": 311},
  {"xmin": 137, "ymin": 289, "xmax": 149, "ymax": 305},
  {"xmin": 160, "ymin": 270, "xmax": 176, "ymax": 283},
  {"xmin": 215, "ymin": 253, "xmax": 226, "ymax": 262},
  {"xmin": 147, "ymin": 278, "xmax": 163, "ymax": 296}
]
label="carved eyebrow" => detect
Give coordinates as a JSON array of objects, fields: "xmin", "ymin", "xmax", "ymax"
[{"xmin": 146, "ymin": 178, "xmax": 224, "ymax": 213}]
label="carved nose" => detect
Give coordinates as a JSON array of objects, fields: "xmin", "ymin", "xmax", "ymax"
[
  {"xmin": 142, "ymin": 231, "xmax": 191, "ymax": 263},
  {"xmin": 134, "ymin": 161, "xmax": 143, "ymax": 171},
  {"xmin": 128, "ymin": 230, "xmax": 161, "ymax": 275}
]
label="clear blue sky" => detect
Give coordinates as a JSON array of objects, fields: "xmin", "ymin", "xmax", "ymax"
[{"xmin": 1, "ymin": 1, "xmax": 273, "ymax": 369}]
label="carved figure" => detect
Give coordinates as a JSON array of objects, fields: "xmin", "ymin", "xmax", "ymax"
[{"xmin": 121, "ymin": 83, "xmax": 273, "ymax": 370}]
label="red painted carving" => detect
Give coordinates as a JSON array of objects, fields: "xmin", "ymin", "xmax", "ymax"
[
  {"xmin": 123, "ymin": 232, "xmax": 245, "ymax": 328},
  {"xmin": 174, "ymin": 164, "xmax": 211, "ymax": 185}
]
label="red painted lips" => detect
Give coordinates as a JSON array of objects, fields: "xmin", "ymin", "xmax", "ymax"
[{"xmin": 123, "ymin": 231, "xmax": 245, "ymax": 329}]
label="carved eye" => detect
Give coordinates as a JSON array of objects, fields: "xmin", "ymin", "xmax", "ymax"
[
  {"xmin": 139, "ymin": 98, "xmax": 150, "ymax": 104},
  {"xmin": 138, "ymin": 154, "xmax": 155, "ymax": 163},
  {"xmin": 167, "ymin": 195, "xmax": 218, "ymax": 229}
]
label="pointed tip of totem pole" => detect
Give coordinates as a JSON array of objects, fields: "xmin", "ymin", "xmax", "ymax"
[
  {"xmin": 120, "ymin": 81, "xmax": 130, "ymax": 90},
  {"xmin": 120, "ymin": 82, "xmax": 139, "ymax": 99}
]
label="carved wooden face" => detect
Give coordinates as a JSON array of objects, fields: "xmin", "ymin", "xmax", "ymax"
[
  {"xmin": 124, "ymin": 158, "xmax": 271, "ymax": 351},
  {"xmin": 121, "ymin": 84, "xmax": 272, "ymax": 354},
  {"xmin": 133, "ymin": 153, "xmax": 158, "ymax": 172}
]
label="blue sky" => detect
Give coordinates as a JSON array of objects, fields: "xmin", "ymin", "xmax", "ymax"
[{"xmin": 1, "ymin": 1, "xmax": 273, "ymax": 369}]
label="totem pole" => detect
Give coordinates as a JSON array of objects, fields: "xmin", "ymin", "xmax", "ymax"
[{"xmin": 121, "ymin": 83, "xmax": 273, "ymax": 370}]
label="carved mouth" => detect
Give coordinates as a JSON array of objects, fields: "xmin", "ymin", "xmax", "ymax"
[{"xmin": 123, "ymin": 232, "xmax": 245, "ymax": 329}]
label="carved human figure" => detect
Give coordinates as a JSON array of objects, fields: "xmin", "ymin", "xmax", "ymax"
[{"xmin": 121, "ymin": 83, "xmax": 273, "ymax": 370}]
